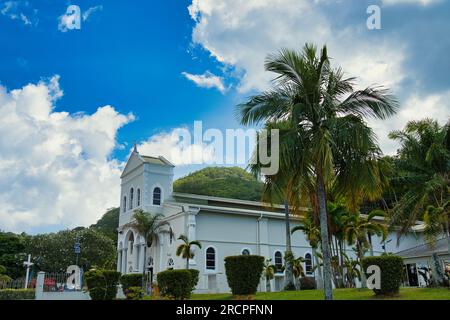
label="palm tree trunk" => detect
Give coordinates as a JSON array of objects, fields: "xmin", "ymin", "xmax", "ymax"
[
  {"xmin": 313, "ymin": 247, "xmax": 324, "ymax": 290},
  {"xmin": 358, "ymin": 242, "xmax": 367, "ymax": 288},
  {"xmin": 317, "ymin": 176, "xmax": 333, "ymax": 300},
  {"xmin": 266, "ymin": 277, "xmax": 271, "ymax": 292},
  {"xmin": 186, "ymin": 256, "xmax": 190, "ymax": 270},
  {"xmin": 368, "ymin": 233, "xmax": 374, "ymax": 256},
  {"xmin": 142, "ymin": 245, "xmax": 147, "ymax": 293},
  {"xmin": 283, "ymin": 201, "xmax": 295, "ymax": 290}
]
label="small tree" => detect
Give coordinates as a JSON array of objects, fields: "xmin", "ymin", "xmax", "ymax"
[
  {"xmin": 262, "ymin": 259, "xmax": 275, "ymax": 292},
  {"xmin": 292, "ymin": 256, "xmax": 305, "ymax": 290},
  {"xmin": 175, "ymin": 234, "xmax": 202, "ymax": 269},
  {"xmin": 128, "ymin": 209, "xmax": 170, "ymax": 291}
]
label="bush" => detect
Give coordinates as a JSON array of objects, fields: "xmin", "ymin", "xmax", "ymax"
[
  {"xmin": 0, "ymin": 274, "xmax": 12, "ymax": 283},
  {"xmin": 125, "ymin": 286, "xmax": 144, "ymax": 300},
  {"xmin": 361, "ymin": 255, "xmax": 404, "ymax": 296},
  {"xmin": 157, "ymin": 269, "xmax": 194, "ymax": 299},
  {"xmin": 0, "ymin": 265, "xmax": 6, "ymax": 274},
  {"xmin": 224, "ymin": 255, "xmax": 264, "ymax": 295},
  {"xmin": 102, "ymin": 270, "xmax": 121, "ymax": 299},
  {"xmin": 0, "ymin": 289, "xmax": 35, "ymax": 300},
  {"xmin": 299, "ymin": 277, "xmax": 316, "ymax": 290},
  {"xmin": 120, "ymin": 273, "xmax": 143, "ymax": 291},
  {"xmin": 187, "ymin": 269, "xmax": 200, "ymax": 291},
  {"xmin": 85, "ymin": 269, "xmax": 120, "ymax": 300}
]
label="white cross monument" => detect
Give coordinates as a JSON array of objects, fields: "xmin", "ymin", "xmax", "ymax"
[{"xmin": 23, "ymin": 254, "xmax": 34, "ymax": 289}]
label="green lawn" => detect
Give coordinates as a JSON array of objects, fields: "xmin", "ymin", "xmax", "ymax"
[{"xmin": 191, "ymin": 287, "xmax": 450, "ymax": 300}]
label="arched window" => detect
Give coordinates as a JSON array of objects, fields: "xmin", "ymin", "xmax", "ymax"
[
  {"xmin": 123, "ymin": 196, "xmax": 127, "ymax": 213},
  {"xmin": 242, "ymin": 249, "xmax": 250, "ymax": 255},
  {"xmin": 153, "ymin": 187, "xmax": 161, "ymax": 206},
  {"xmin": 206, "ymin": 247, "xmax": 216, "ymax": 270},
  {"xmin": 167, "ymin": 258, "xmax": 174, "ymax": 269},
  {"xmin": 129, "ymin": 188, "xmax": 134, "ymax": 209},
  {"xmin": 137, "ymin": 188, "xmax": 141, "ymax": 206},
  {"xmin": 274, "ymin": 251, "xmax": 283, "ymax": 272},
  {"xmin": 305, "ymin": 253, "xmax": 313, "ymax": 274}
]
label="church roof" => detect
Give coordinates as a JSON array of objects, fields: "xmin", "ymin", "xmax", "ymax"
[
  {"xmin": 140, "ymin": 155, "xmax": 174, "ymax": 167},
  {"xmin": 396, "ymin": 237, "xmax": 449, "ymax": 259}
]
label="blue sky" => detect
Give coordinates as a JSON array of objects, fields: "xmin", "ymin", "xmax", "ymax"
[{"xmin": 0, "ymin": 0, "xmax": 449, "ymax": 233}]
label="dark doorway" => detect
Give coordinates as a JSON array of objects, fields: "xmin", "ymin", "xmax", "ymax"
[{"xmin": 406, "ymin": 263, "xmax": 419, "ymax": 286}]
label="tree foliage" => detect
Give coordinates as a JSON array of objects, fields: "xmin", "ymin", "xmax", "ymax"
[
  {"xmin": 25, "ymin": 228, "xmax": 116, "ymax": 272},
  {"xmin": 173, "ymin": 167, "xmax": 264, "ymax": 201}
]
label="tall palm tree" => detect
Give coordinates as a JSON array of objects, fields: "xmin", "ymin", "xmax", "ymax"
[
  {"xmin": 344, "ymin": 211, "xmax": 387, "ymax": 288},
  {"xmin": 176, "ymin": 234, "xmax": 202, "ymax": 269},
  {"xmin": 129, "ymin": 209, "xmax": 170, "ymax": 290},
  {"xmin": 238, "ymin": 43, "xmax": 398, "ymax": 299}
]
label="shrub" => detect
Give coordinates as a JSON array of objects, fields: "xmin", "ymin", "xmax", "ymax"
[
  {"xmin": 361, "ymin": 255, "xmax": 404, "ymax": 296},
  {"xmin": 0, "ymin": 274, "xmax": 12, "ymax": 283},
  {"xmin": 125, "ymin": 286, "xmax": 144, "ymax": 300},
  {"xmin": 102, "ymin": 270, "xmax": 121, "ymax": 300},
  {"xmin": 120, "ymin": 273, "xmax": 143, "ymax": 291},
  {"xmin": 224, "ymin": 255, "xmax": 264, "ymax": 295},
  {"xmin": 299, "ymin": 277, "xmax": 316, "ymax": 290},
  {"xmin": 0, "ymin": 289, "xmax": 35, "ymax": 300},
  {"xmin": 157, "ymin": 269, "xmax": 194, "ymax": 299},
  {"xmin": 0, "ymin": 265, "xmax": 6, "ymax": 274},
  {"xmin": 85, "ymin": 269, "xmax": 120, "ymax": 300},
  {"xmin": 187, "ymin": 269, "xmax": 200, "ymax": 291}
]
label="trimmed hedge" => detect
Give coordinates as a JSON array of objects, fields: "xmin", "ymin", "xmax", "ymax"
[
  {"xmin": 0, "ymin": 289, "xmax": 35, "ymax": 300},
  {"xmin": 125, "ymin": 286, "xmax": 144, "ymax": 300},
  {"xmin": 361, "ymin": 255, "xmax": 404, "ymax": 296},
  {"xmin": 187, "ymin": 269, "xmax": 200, "ymax": 291},
  {"xmin": 299, "ymin": 277, "xmax": 316, "ymax": 290},
  {"xmin": 224, "ymin": 255, "xmax": 264, "ymax": 295},
  {"xmin": 120, "ymin": 274, "xmax": 143, "ymax": 291},
  {"xmin": 157, "ymin": 269, "xmax": 195, "ymax": 300},
  {"xmin": 85, "ymin": 269, "xmax": 120, "ymax": 300}
]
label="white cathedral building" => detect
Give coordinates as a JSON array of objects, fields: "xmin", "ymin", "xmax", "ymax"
[{"xmin": 116, "ymin": 148, "xmax": 433, "ymax": 293}]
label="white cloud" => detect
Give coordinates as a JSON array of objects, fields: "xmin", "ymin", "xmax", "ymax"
[
  {"xmin": 182, "ymin": 71, "xmax": 226, "ymax": 93},
  {"xmin": 0, "ymin": 76, "xmax": 134, "ymax": 232},
  {"xmin": 369, "ymin": 90, "xmax": 450, "ymax": 155},
  {"xmin": 187, "ymin": 0, "xmax": 406, "ymax": 93},
  {"xmin": 382, "ymin": 0, "xmax": 441, "ymax": 6},
  {"xmin": 137, "ymin": 128, "xmax": 216, "ymax": 166},
  {"xmin": 82, "ymin": 5, "xmax": 103, "ymax": 21},
  {"xmin": 1, "ymin": 1, "xmax": 35, "ymax": 26}
]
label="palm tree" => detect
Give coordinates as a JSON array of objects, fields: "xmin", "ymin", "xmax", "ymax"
[
  {"xmin": 238, "ymin": 43, "xmax": 398, "ymax": 299},
  {"xmin": 291, "ymin": 212, "xmax": 323, "ymax": 289},
  {"xmin": 129, "ymin": 209, "xmax": 170, "ymax": 290},
  {"xmin": 263, "ymin": 259, "xmax": 276, "ymax": 292},
  {"xmin": 344, "ymin": 211, "xmax": 387, "ymax": 288},
  {"xmin": 341, "ymin": 252, "xmax": 361, "ymax": 288},
  {"xmin": 292, "ymin": 256, "xmax": 305, "ymax": 290},
  {"xmin": 176, "ymin": 234, "xmax": 202, "ymax": 269},
  {"xmin": 389, "ymin": 119, "xmax": 449, "ymax": 285}
]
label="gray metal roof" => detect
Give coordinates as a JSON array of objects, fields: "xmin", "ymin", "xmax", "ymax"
[
  {"xmin": 396, "ymin": 237, "xmax": 449, "ymax": 258},
  {"xmin": 140, "ymin": 155, "xmax": 174, "ymax": 167}
]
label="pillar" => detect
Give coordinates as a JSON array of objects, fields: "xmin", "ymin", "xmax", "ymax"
[
  {"xmin": 35, "ymin": 271, "xmax": 45, "ymax": 300},
  {"xmin": 117, "ymin": 250, "xmax": 122, "ymax": 273},
  {"xmin": 133, "ymin": 244, "xmax": 139, "ymax": 272},
  {"xmin": 122, "ymin": 248, "xmax": 127, "ymax": 274},
  {"xmin": 138, "ymin": 244, "xmax": 146, "ymax": 273}
]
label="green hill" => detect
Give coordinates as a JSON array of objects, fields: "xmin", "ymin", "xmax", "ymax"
[
  {"xmin": 92, "ymin": 167, "xmax": 263, "ymax": 241},
  {"xmin": 173, "ymin": 166, "xmax": 263, "ymax": 201}
]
